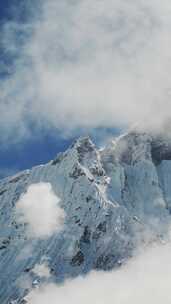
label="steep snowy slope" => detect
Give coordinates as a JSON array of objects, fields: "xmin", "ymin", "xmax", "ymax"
[{"xmin": 0, "ymin": 132, "xmax": 171, "ymax": 303}]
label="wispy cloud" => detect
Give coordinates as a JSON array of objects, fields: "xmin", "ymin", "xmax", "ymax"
[
  {"xmin": 1, "ymin": 0, "xmax": 171, "ymax": 144},
  {"xmin": 32, "ymin": 262, "xmax": 51, "ymax": 279}
]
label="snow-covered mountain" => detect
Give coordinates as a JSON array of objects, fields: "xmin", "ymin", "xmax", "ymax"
[{"xmin": 1, "ymin": 130, "xmax": 171, "ymax": 303}]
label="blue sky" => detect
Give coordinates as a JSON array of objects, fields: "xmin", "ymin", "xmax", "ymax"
[
  {"xmin": 0, "ymin": 1, "xmax": 119, "ymax": 178},
  {"xmin": 0, "ymin": 0, "xmax": 122, "ymax": 179},
  {"xmin": 0, "ymin": 126, "xmax": 118, "ymax": 179},
  {"xmin": 0, "ymin": 0, "xmax": 64, "ymax": 178},
  {"xmin": 1, "ymin": 0, "xmax": 170, "ymax": 178}
]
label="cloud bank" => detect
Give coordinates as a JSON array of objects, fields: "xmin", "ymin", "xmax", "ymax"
[
  {"xmin": 26, "ymin": 241, "xmax": 171, "ymax": 303},
  {"xmin": 1, "ymin": 0, "xmax": 171, "ymax": 143},
  {"xmin": 16, "ymin": 182, "xmax": 65, "ymax": 238}
]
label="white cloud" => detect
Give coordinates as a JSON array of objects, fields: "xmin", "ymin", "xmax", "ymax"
[
  {"xmin": 16, "ymin": 183, "xmax": 65, "ymax": 238},
  {"xmin": 26, "ymin": 241, "xmax": 171, "ymax": 304},
  {"xmin": 32, "ymin": 262, "xmax": 51, "ymax": 278},
  {"xmin": 2, "ymin": 0, "xmax": 171, "ymax": 143}
]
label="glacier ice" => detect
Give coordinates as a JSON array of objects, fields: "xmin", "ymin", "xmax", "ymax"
[{"xmin": 0, "ymin": 132, "xmax": 171, "ymax": 303}]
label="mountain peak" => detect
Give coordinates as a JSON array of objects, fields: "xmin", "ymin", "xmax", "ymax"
[
  {"xmin": 72, "ymin": 135, "xmax": 95, "ymax": 151},
  {"xmin": 1, "ymin": 130, "xmax": 171, "ymax": 303}
]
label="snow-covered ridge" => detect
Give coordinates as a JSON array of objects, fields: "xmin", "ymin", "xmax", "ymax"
[{"xmin": 1, "ymin": 132, "xmax": 171, "ymax": 303}]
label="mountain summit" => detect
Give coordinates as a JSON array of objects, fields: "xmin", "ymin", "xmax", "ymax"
[{"xmin": 1, "ymin": 130, "xmax": 171, "ymax": 303}]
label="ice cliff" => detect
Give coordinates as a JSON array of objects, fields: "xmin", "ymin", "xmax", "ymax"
[{"xmin": 1, "ymin": 131, "xmax": 171, "ymax": 303}]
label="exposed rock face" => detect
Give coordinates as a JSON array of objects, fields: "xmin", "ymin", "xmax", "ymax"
[{"xmin": 1, "ymin": 132, "xmax": 171, "ymax": 303}]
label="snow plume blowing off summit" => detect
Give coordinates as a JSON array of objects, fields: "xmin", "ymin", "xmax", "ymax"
[
  {"xmin": 1, "ymin": 132, "xmax": 171, "ymax": 302},
  {"xmin": 2, "ymin": 0, "xmax": 171, "ymax": 303},
  {"xmin": 1, "ymin": 0, "xmax": 171, "ymax": 144},
  {"xmin": 1, "ymin": 133, "xmax": 170, "ymax": 303}
]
